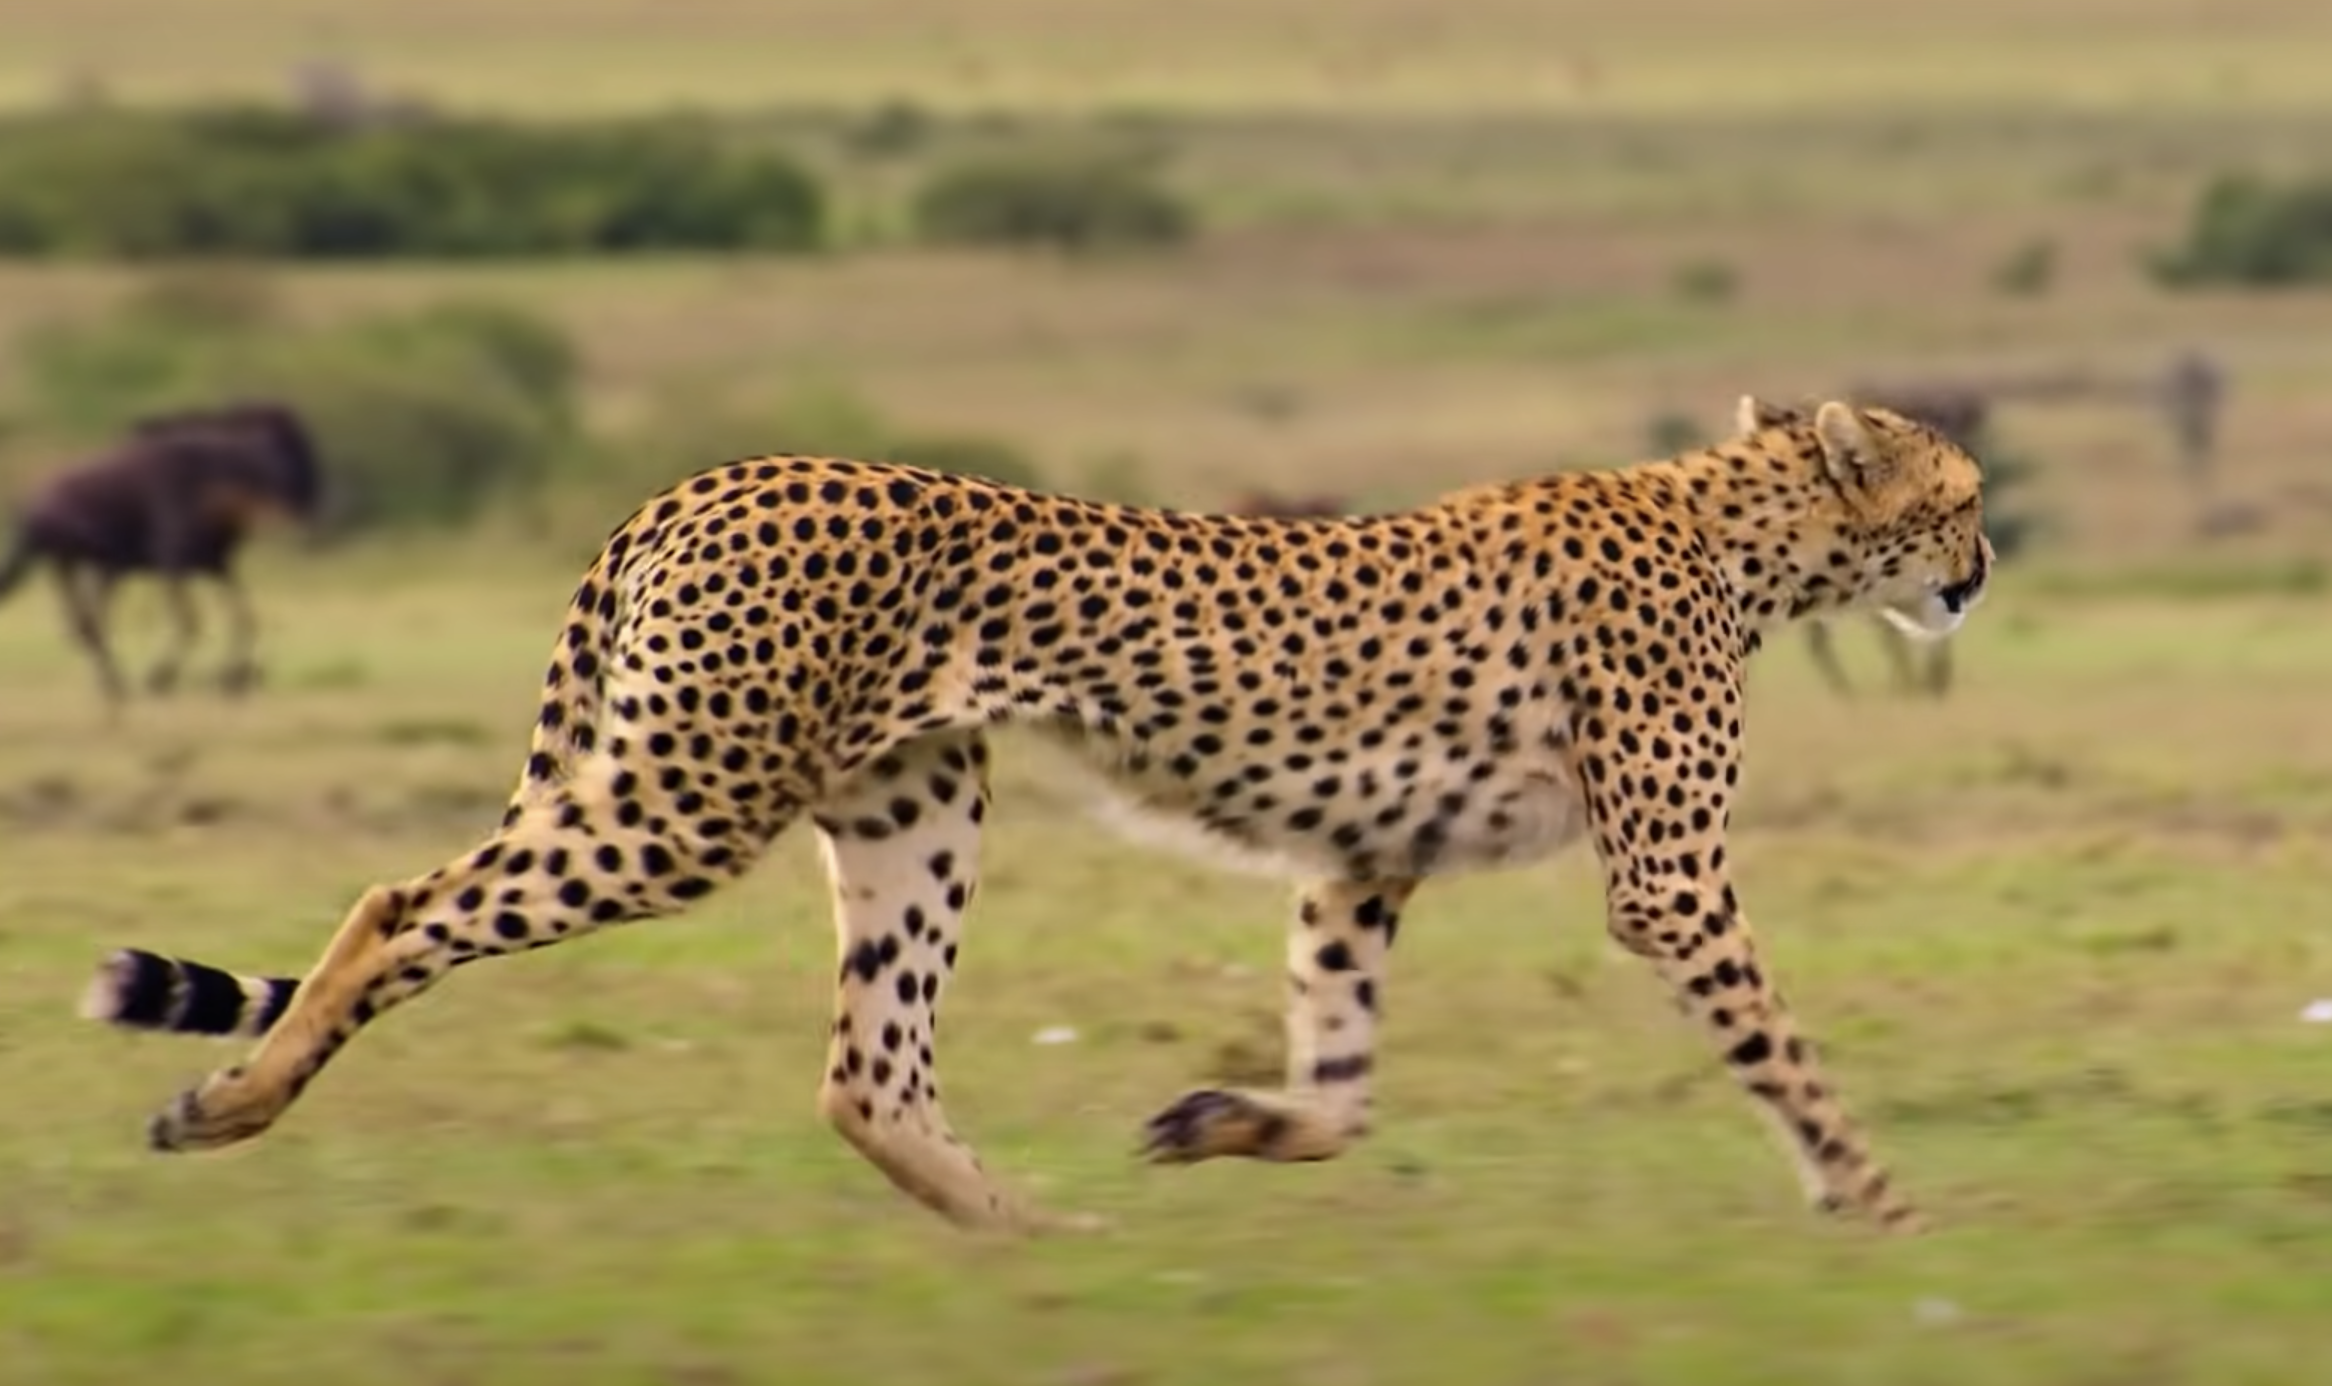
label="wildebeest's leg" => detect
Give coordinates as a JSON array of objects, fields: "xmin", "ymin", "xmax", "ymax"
[
  {"xmin": 1876, "ymin": 619, "xmax": 1923, "ymax": 696},
  {"xmin": 146, "ymin": 576, "xmax": 201, "ymax": 695},
  {"xmin": 1806, "ymin": 622, "xmax": 1853, "ymax": 698},
  {"xmin": 51, "ymin": 563, "xmax": 127, "ymax": 704},
  {"xmin": 1923, "ymin": 640, "xmax": 1954, "ymax": 699},
  {"xmin": 214, "ymin": 571, "xmax": 261, "ymax": 696}
]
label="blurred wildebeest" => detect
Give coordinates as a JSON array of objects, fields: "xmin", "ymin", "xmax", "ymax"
[
  {"xmin": 0, "ymin": 401, "xmax": 326, "ymax": 705},
  {"xmin": 1225, "ymin": 489, "xmax": 1347, "ymax": 519}
]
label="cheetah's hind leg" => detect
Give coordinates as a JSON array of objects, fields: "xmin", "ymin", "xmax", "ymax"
[
  {"xmin": 1141, "ymin": 877, "xmax": 1417, "ymax": 1166},
  {"xmin": 91, "ymin": 763, "xmax": 796, "ymax": 1154},
  {"xmin": 809, "ymin": 730, "xmax": 1105, "ymax": 1236}
]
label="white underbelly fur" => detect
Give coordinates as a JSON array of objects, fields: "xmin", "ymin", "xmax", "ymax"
[{"xmin": 1029, "ymin": 726, "xmax": 1589, "ymax": 882}]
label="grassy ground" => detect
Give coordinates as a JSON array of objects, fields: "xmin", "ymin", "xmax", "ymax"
[
  {"xmin": 3, "ymin": 545, "xmax": 2332, "ymax": 1386},
  {"xmin": 3, "ymin": 3, "xmax": 2332, "ymax": 1380}
]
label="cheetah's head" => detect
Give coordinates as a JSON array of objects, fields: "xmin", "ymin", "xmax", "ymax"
[{"xmin": 1735, "ymin": 395, "xmax": 1992, "ymax": 641}]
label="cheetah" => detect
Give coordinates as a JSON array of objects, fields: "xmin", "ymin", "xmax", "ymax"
[{"xmin": 79, "ymin": 394, "xmax": 1991, "ymax": 1236}]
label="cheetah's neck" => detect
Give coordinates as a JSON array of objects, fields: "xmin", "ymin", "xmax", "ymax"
[{"xmin": 1647, "ymin": 428, "xmax": 1860, "ymax": 640}]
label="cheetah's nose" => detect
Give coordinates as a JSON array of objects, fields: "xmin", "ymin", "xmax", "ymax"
[
  {"xmin": 1936, "ymin": 536, "xmax": 1990, "ymax": 614},
  {"xmin": 1937, "ymin": 568, "xmax": 1981, "ymax": 614}
]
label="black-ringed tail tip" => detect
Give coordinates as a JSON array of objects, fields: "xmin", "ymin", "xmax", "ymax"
[{"xmin": 77, "ymin": 948, "xmax": 297, "ymax": 1039}]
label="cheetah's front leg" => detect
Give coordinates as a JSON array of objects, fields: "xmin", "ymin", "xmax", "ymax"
[
  {"xmin": 1604, "ymin": 877, "xmax": 1923, "ymax": 1230},
  {"xmin": 1142, "ymin": 877, "xmax": 1416, "ymax": 1164},
  {"xmin": 1570, "ymin": 650, "xmax": 1925, "ymax": 1232}
]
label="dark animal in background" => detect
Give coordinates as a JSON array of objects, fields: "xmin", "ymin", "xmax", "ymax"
[
  {"xmin": 1802, "ymin": 616, "xmax": 1952, "ymax": 700},
  {"xmin": 1225, "ymin": 489, "xmax": 1347, "ymax": 519},
  {"xmin": 1841, "ymin": 387, "xmax": 1988, "ymax": 456},
  {"xmin": 0, "ymin": 401, "xmax": 326, "ymax": 705}
]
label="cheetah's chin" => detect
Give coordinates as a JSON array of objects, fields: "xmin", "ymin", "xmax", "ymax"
[{"xmin": 1878, "ymin": 601, "xmax": 1964, "ymax": 643}]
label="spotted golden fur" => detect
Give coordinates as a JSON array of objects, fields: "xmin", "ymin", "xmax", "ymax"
[{"xmin": 83, "ymin": 395, "xmax": 1991, "ymax": 1235}]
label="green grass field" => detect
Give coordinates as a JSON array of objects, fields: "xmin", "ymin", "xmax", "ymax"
[
  {"xmin": 5, "ymin": 0, "xmax": 2332, "ymax": 1380},
  {"xmin": 3, "ymin": 548, "xmax": 2332, "ymax": 1386}
]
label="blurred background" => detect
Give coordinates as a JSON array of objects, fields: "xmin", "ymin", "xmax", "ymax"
[{"xmin": 4, "ymin": 3, "xmax": 2332, "ymax": 1384}]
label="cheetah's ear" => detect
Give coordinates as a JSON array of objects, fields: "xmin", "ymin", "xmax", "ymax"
[
  {"xmin": 1733, "ymin": 395, "xmax": 1801, "ymax": 437},
  {"xmin": 1813, "ymin": 400, "xmax": 1891, "ymax": 486}
]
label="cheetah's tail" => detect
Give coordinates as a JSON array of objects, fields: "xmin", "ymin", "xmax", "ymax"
[
  {"xmin": 78, "ymin": 949, "xmax": 299, "ymax": 1038},
  {"xmin": 527, "ymin": 545, "xmax": 629, "ymax": 783}
]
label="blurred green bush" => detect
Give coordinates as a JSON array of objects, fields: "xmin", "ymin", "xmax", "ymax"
[
  {"xmin": 909, "ymin": 147, "xmax": 1193, "ymax": 253},
  {"xmin": 12, "ymin": 271, "xmax": 582, "ymax": 535},
  {"xmin": 8, "ymin": 270, "xmax": 1062, "ymax": 542},
  {"xmin": 2150, "ymin": 172, "xmax": 2332, "ymax": 287},
  {"xmin": 622, "ymin": 381, "xmax": 1048, "ymax": 491},
  {"xmin": 0, "ymin": 105, "xmax": 825, "ymax": 259}
]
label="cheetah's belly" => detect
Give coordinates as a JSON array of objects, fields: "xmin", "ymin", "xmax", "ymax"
[
  {"xmin": 1033, "ymin": 724, "xmax": 1587, "ymax": 882},
  {"xmin": 1399, "ymin": 756, "xmax": 1589, "ymax": 875}
]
